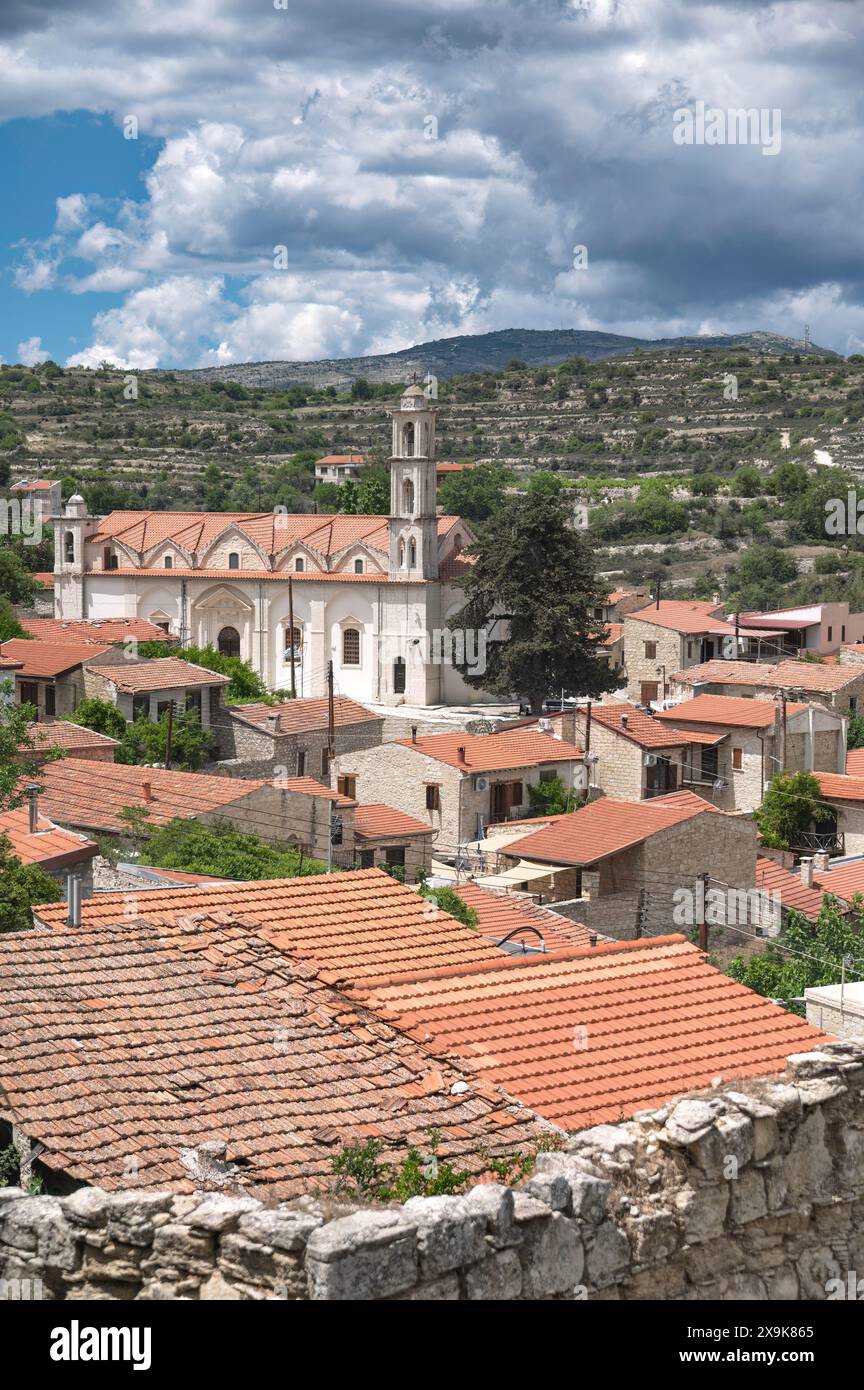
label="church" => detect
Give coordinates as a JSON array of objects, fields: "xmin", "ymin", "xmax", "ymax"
[{"xmin": 51, "ymin": 385, "xmax": 484, "ymax": 707}]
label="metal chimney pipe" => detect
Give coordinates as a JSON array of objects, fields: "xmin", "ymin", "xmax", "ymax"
[
  {"xmin": 65, "ymin": 875, "xmax": 82, "ymax": 928},
  {"xmin": 25, "ymin": 783, "xmax": 39, "ymax": 834}
]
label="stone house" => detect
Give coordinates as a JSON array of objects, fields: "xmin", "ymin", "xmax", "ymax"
[
  {"xmin": 21, "ymin": 719, "xmax": 120, "ymax": 764},
  {"xmin": 213, "ymin": 694, "xmax": 385, "ymax": 781},
  {"xmin": 83, "ymin": 653, "xmax": 230, "ymax": 727},
  {"xmin": 491, "ymin": 790, "xmax": 758, "ymax": 936},
  {"xmin": 622, "ymin": 601, "xmax": 784, "ymax": 707},
  {"xmin": 669, "ymin": 657, "xmax": 864, "ymax": 717},
  {"xmin": 653, "ymin": 695, "xmax": 846, "ymax": 813},
  {"xmin": 332, "ymin": 728, "xmax": 585, "ymax": 852},
  {"xmin": 813, "ymin": 773, "xmax": 864, "ymax": 858},
  {"xmin": 0, "ymin": 638, "xmax": 112, "ymax": 721},
  {"xmin": 569, "ymin": 702, "xmax": 724, "ymax": 802},
  {"xmin": 739, "ymin": 602, "xmax": 864, "ymax": 657}
]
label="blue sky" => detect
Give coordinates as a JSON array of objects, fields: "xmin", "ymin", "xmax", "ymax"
[{"xmin": 2, "ymin": 0, "xmax": 862, "ymax": 368}]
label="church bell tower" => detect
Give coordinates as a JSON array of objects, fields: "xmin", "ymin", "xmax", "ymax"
[{"xmin": 388, "ymin": 383, "xmax": 439, "ymax": 580}]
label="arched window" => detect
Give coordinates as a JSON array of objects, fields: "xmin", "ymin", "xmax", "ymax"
[
  {"xmin": 218, "ymin": 626, "xmax": 241, "ymax": 657},
  {"xmin": 164, "ymin": 555, "xmax": 173, "ymax": 569},
  {"xmin": 295, "ymin": 556, "xmax": 305, "ymax": 572},
  {"xmin": 398, "ymin": 541, "xmax": 405, "ymax": 567},
  {"xmin": 409, "ymin": 538, "xmax": 417, "ymax": 567},
  {"xmin": 401, "ymin": 421, "xmax": 415, "ymax": 456},
  {"xmin": 354, "ymin": 558, "xmax": 364, "ymax": 574},
  {"xmin": 64, "ymin": 532, "xmax": 74, "ymax": 563},
  {"xmin": 228, "ymin": 552, "xmax": 240, "ymax": 570},
  {"xmin": 342, "ymin": 627, "xmax": 360, "ymax": 666},
  {"xmin": 393, "ymin": 657, "xmax": 406, "ymax": 694},
  {"xmin": 284, "ymin": 625, "xmax": 302, "ymax": 662},
  {"xmin": 452, "ymin": 534, "xmax": 463, "ymax": 555},
  {"xmin": 402, "ymin": 478, "xmax": 415, "ymax": 513}
]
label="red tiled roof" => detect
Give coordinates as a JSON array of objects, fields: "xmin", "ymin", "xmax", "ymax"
[
  {"xmin": 599, "ymin": 622, "xmax": 623, "ymax": 647},
  {"xmin": 23, "ymin": 721, "xmax": 121, "ymax": 752},
  {"xmin": 97, "ymin": 658, "xmax": 230, "ymax": 694},
  {"xmin": 397, "ymin": 729, "xmax": 583, "ymax": 772},
  {"xmin": 0, "ymin": 913, "xmax": 550, "ymax": 1196},
  {"xmin": 29, "ymin": 758, "xmax": 268, "ymax": 833},
  {"xmin": 846, "ymin": 748, "xmax": 864, "ymax": 776},
  {"xmin": 655, "ymin": 694, "xmax": 807, "ymax": 730},
  {"xmin": 502, "ymin": 791, "xmax": 723, "ymax": 867},
  {"xmin": 10, "ymin": 479, "xmax": 58, "ymax": 492},
  {"xmin": 453, "ymin": 882, "xmax": 601, "ymax": 952},
  {"xmin": 0, "ymin": 654, "xmax": 23, "ymax": 670},
  {"xmin": 279, "ymin": 777, "xmax": 356, "ymax": 805},
  {"xmin": 20, "ymin": 618, "xmax": 172, "ymax": 646},
  {"xmin": 814, "ymin": 772, "xmax": 864, "ymax": 803},
  {"xmin": 628, "ymin": 601, "xmax": 780, "ymax": 639},
  {"xmin": 436, "ymin": 462, "xmax": 477, "ymax": 473},
  {"xmin": 315, "ymin": 454, "xmax": 367, "ymax": 464},
  {"xmin": 813, "ymin": 858, "xmax": 864, "ymax": 904},
  {"xmin": 674, "ymin": 658, "xmax": 863, "ymax": 694},
  {"xmin": 358, "ymin": 935, "xmax": 829, "ymax": 1131},
  {"xmin": 0, "ymin": 638, "xmax": 112, "ymax": 678},
  {"xmin": 755, "ymin": 857, "xmax": 825, "ymax": 922},
  {"xmin": 353, "ymin": 804, "xmax": 434, "ymax": 840},
  {"xmin": 31, "ymin": 573, "xmax": 55, "ymax": 590},
  {"xmin": 34, "ymin": 868, "xmax": 512, "ymax": 988},
  {"xmin": 0, "ymin": 805, "xmax": 96, "ymax": 871},
  {"xmin": 582, "ymin": 702, "xmax": 692, "ymax": 750},
  {"xmin": 229, "ymin": 695, "xmax": 382, "ymax": 736}
]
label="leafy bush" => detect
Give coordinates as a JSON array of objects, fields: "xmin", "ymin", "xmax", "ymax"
[
  {"xmin": 419, "ymin": 885, "xmax": 479, "ymax": 928},
  {"xmin": 141, "ymin": 817, "xmax": 326, "ymax": 880}
]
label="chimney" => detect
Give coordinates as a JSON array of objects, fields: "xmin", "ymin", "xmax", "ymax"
[
  {"xmin": 65, "ymin": 874, "xmax": 82, "ymax": 928},
  {"xmin": 266, "ymin": 714, "xmax": 279, "ymax": 734},
  {"xmin": 456, "ymin": 744, "xmax": 467, "ymax": 766},
  {"xmin": 25, "ymin": 783, "xmax": 39, "ymax": 834},
  {"xmin": 620, "ymin": 714, "xmax": 629, "ymax": 728},
  {"xmin": 813, "ymin": 851, "xmax": 830, "ymax": 872},
  {"xmin": 799, "ymin": 857, "xmax": 814, "ymax": 888},
  {"xmin": 411, "ymin": 724, "xmax": 417, "ymax": 743},
  {"xmin": 142, "ymin": 780, "xmax": 153, "ymax": 803},
  {"xmin": 589, "ymin": 933, "xmax": 598, "ymax": 947}
]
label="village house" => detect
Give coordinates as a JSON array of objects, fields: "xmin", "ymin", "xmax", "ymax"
[
  {"xmin": 0, "ymin": 794, "xmax": 97, "ymax": 895},
  {"xmin": 653, "ymin": 694, "xmax": 846, "ymax": 813},
  {"xmin": 8, "ymin": 477, "xmax": 62, "ymax": 520},
  {"xmin": 622, "ymin": 600, "xmax": 785, "ymax": 706},
  {"xmin": 20, "ymin": 718, "xmax": 120, "ymax": 764},
  {"xmin": 738, "ymin": 602, "xmax": 864, "ymax": 657},
  {"xmin": 332, "ymin": 727, "xmax": 584, "ymax": 851},
  {"xmin": 49, "ymin": 387, "xmax": 487, "ymax": 707},
  {"xmin": 313, "ymin": 452, "xmax": 367, "ymax": 483},
  {"xmin": 83, "ymin": 653, "xmax": 230, "ymax": 727},
  {"xmin": 485, "ymin": 789, "xmax": 757, "ymax": 937},
  {"xmin": 0, "ymin": 638, "xmax": 112, "ymax": 720},
  {"xmin": 568, "ymin": 701, "xmax": 725, "ymax": 801},
  {"xmin": 669, "ymin": 657, "xmax": 864, "ymax": 717},
  {"xmin": 811, "ymin": 773, "xmax": 864, "ymax": 859},
  {"xmin": 212, "ymin": 694, "xmax": 384, "ymax": 780},
  {"xmin": 19, "ymin": 616, "xmax": 174, "ymax": 647}
]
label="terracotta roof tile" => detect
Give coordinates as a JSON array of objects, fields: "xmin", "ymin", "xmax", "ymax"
[
  {"xmin": 29, "ymin": 758, "xmax": 268, "ymax": 833},
  {"xmin": 21, "ymin": 618, "xmax": 172, "ymax": 646},
  {"xmin": 755, "ymin": 856, "xmax": 825, "ymax": 922},
  {"xmin": 353, "ymin": 804, "xmax": 434, "ymax": 839},
  {"xmin": 0, "ymin": 805, "xmax": 97, "ymax": 871},
  {"xmin": 655, "ymin": 694, "xmax": 808, "ymax": 730},
  {"xmin": 674, "ymin": 658, "xmax": 863, "ymax": 694},
  {"xmin": 813, "ymin": 858, "xmax": 864, "ymax": 904},
  {"xmin": 847, "ymin": 748, "xmax": 864, "ymax": 776},
  {"xmin": 0, "ymin": 913, "xmax": 550, "ymax": 1197},
  {"xmin": 815, "ymin": 772, "xmax": 864, "ymax": 803},
  {"xmin": 396, "ymin": 729, "xmax": 583, "ymax": 772},
  {"xmin": 358, "ymin": 935, "xmax": 830, "ymax": 1131},
  {"xmin": 0, "ymin": 639, "xmax": 112, "ymax": 678},
  {"xmin": 501, "ymin": 791, "xmax": 723, "ymax": 866},
  {"xmin": 23, "ymin": 721, "xmax": 121, "ymax": 753},
  {"xmin": 230, "ymin": 695, "xmax": 382, "ymax": 736},
  {"xmin": 452, "ymin": 883, "xmax": 603, "ymax": 952},
  {"xmin": 582, "ymin": 702, "xmax": 692, "ymax": 750},
  {"xmin": 98, "ymin": 657, "xmax": 230, "ymax": 694}
]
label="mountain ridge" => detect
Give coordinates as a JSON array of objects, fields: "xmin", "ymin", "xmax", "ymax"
[{"xmin": 167, "ymin": 327, "xmax": 836, "ymax": 392}]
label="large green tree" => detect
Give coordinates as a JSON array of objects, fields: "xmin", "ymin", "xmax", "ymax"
[
  {"xmin": 447, "ymin": 492, "xmax": 619, "ymax": 712},
  {"xmin": 62, "ymin": 696, "xmax": 128, "ymax": 741},
  {"xmin": 753, "ymin": 770, "xmax": 834, "ymax": 850},
  {"xmin": 726, "ymin": 896, "xmax": 864, "ymax": 1014},
  {"xmin": 141, "ymin": 818, "xmax": 326, "ymax": 879},
  {"xmin": 0, "ymin": 681, "xmax": 41, "ymax": 812},
  {"xmin": 438, "ymin": 463, "xmax": 509, "ymax": 523}
]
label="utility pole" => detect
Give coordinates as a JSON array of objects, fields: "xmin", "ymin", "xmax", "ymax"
[
  {"xmin": 696, "ymin": 871, "xmax": 710, "ymax": 953},
  {"xmin": 327, "ymin": 659, "xmax": 335, "ymax": 778},
  {"xmin": 653, "ymin": 573, "xmax": 662, "ymax": 609},
  {"xmin": 776, "ymin": 691, "xmax": 788, "ymax": 773},
  {"xmin": 288, "ymin": 576, "xmax": 297, "ymax": 699},
  {"xmin": 635, "ymin": 887, "xmax": 647, "ymax": 939},
  {"xmin": 165, "ymin": 700, "xmax": 174, "ymax": 770}
]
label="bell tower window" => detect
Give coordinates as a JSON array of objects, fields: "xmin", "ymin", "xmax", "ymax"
[
  {"xmin": 401, "ymin": 421, "xmax": 415, "ymax": 456},
  {"xmin": 409, "ymin": 538, "xmax": 417, "ymax": 567},
  {"xmin": 228, "ymin": 552, "xmax": 240, "ymax": 570},
  {"xmin": 402, "ymin": 478, "xmax": 415, "ymax": 513},
  {"xmin": 64, "ymin": 532, "xmax": 75, "ymax": 563}
]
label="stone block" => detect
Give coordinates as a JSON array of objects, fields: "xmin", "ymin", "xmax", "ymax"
[
  {"xmin": 238, "ymin": 1207, "xmax": 323, "ymax": 1253},
  {"xmin": 305, "ymin": 1210, "xmax": 418, "ymax": 1301},
  {"xmin": 463, "ymin": 1249, "xmax": 523, "ymax": 1300},
  {"xmin": 402, "ymin": 1196, "xmax": 486, "ymax": 1278},
  {"xmin": 518, "ymin": 1213, "xmax": 584, "ymax": 1298}
]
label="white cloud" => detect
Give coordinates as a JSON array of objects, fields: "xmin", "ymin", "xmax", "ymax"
[
  {"xmin": 17, "ymin": 335, "xmax": 51, "ymax": 365},
  {"xmin": 55, "ymin": 193, "xmax": 88, "ymax": 231}
]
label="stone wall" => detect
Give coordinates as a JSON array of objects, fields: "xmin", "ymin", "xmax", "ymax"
[{"xmin": 3, "ymin": 1044, "xmax": 863, "ymax": 1301}]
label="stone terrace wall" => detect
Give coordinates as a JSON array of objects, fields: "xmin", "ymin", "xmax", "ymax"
[{"xmin": 2, "ymin": 1044, "xmax": 863, "ymax": 1301}]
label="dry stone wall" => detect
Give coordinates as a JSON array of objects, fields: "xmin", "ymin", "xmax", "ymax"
[{"xmin": 2, "ymin": 1043, "xmax": 863, "ymax": 1301}]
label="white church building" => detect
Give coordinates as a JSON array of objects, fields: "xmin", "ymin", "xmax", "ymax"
[{"xmin": 51, "ymin": 385, "xmax": 486, "ymax": 707}]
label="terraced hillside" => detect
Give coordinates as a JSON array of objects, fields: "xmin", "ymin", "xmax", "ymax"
[{"xmin": 3, "ymin": 342, "xmax": 864, "ymax": 609}]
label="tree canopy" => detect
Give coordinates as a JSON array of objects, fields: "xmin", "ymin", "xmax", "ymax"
[
  {"xmin": 753, "ymin": 770, "xmax": 834, "ymax": 851},
  {"xmin": 141, "ymin": 818, "xmax": 326, "ymax": 879},
  {"xmin": 0, "ymin": 834, "xmax": 62, "ymax": 932},
  {"xmin": 726, "ymin": 895, "xmax": 864, "ymax": 1013}
]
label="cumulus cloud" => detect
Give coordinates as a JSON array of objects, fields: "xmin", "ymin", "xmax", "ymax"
[
  {"xmin": 2, "ymin": 0, "xmax": 862, "ymax": 364},
  {"xmin": 17, "ymin": 335, "xmax": 51, "ymax": 365}
]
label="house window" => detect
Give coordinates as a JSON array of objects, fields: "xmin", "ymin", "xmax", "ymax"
[
  {"xmin": 338, "ymin": 774, "xmax": 357, "ymax": 799},
  {"xmin": 283, "ymin": 626, "xmax": 302, "ymax": 663},
  {"xmin": 359, "ymin": 849, "xmax": 375, "ymax": 869},
  {"xmin": 842, "ymin": 625, "xmax": 846, "ymax": 642},
  {"xmin": 132, "ymin": 694, "xmax": 149, "ymax": 721},
  {"xmin": 644, "ymin": 641, "xmax": 657, "ymax": 659},
  {"xmin": 295, "ymin": 556, "xmax": 305, "ymax": 572},
  {"xmin": 217, "ymin": 626, "xmax": 241, "ymax": 657},
  {"xmin": 296, "ymin": 750, "xmax": 306, "ymax": 776},
  {"xmin": 426, "ymin": 784, "xmax": 441, "ymax": 811},
  {"xmin": 343, "ymin": 627, "xmax": 360, "ymax": 665},
  {"xmin": 228, "ymin": 552, "xmax": 240, "ymax": 570},
  {"xmin": 640, "ymin": 682, "xmax": 659, "ymax": 706},
  {"xmin": 398, "ymin": 541, "xmax": 405, "ymax": 567},
  {"xmin": 701, "ymin": 746, "xmax": 718, "ymax": 779},
  {"xmin": 354, "ymin": 558, "xmax": 364, "ymax": 574},
  {"xmin": 539, "ymin": 769, "xmax": 556, "ymax": 782},
  {"xmin": 385, "ymin": 846, "xmax": 405, "ymax": 867},
  {"xmin": 393, "ymin": 657, "xmax": 406, "ymax": 694},
  {"xmin": 64, "ymin": 531, "xmax": 74, "ymax": 563},
  {"xmin": 164, "ymin": 555, "xmax": 173, "ymax": 569},
  {"xmin": 732, "ymin": 747, "xmax": 743, "ymax": 770},
  {"xmin": 156, "ymin": 621, "xmax": 170, "ymax": 633},
  {"xmin": 156, "ymin": 700, "xmax": 172, "ymax": 720},
  {"xmin": 402, "ymin": 478, "xmax": 415, "ymax": 512},
  {"xmin": 850, "ymin": 697, "xmax": 858, "ymax": 713},
  {"xmin": 687, "ymin": 642, "xmax": 693, "ymax": 659},
  {"xmin": 44, "ymin": 684, "xmax": 56, "ymax": 718},
  {"xmin": 19, "ymin": 682, "xmax": 39, "ymax": 715},
  {"xmin": 185, "ymin": 690, "xmax": 202, "ymax": 718},
  {"xmin": 103, "ymin": 547, "xmax": 118, "ymax": 571},
  {"xmin": 321, "ymin": 748, "xmax": 331, "ymax": 777},
  {"xmin": 827, "ymin": 626, "xmax": 833, "ymax": 642}
]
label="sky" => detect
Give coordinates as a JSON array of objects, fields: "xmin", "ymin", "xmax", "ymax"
[{"xmin": 1, "ymin": 0, "xmax": 862, "ymax": 369}]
